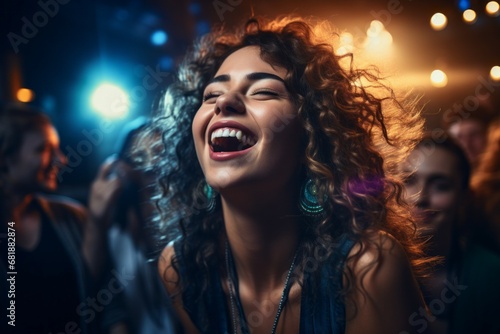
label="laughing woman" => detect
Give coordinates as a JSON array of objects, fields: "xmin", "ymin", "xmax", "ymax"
[{"xmin": 151, "ymin": 17, "xmax": 433, "ymax": 334}]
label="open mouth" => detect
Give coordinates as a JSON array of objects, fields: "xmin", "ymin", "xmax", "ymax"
[{"xmin": 210, "ymin": 127, "xmax": 256, "ymax": 152}]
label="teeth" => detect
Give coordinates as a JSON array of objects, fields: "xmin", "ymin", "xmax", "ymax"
[{"xmin": 210, "ymin": 127, "xmax": 256, "ymax": 146}]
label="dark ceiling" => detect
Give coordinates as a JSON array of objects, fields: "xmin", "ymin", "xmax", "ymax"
[{"xmin": 1, "ymin": 0, "xmax": 499, "ymax": 193}]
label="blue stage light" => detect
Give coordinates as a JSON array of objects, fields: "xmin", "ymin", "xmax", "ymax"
[
  {"xmin": 459, "ymin": 0, "xmax": 470, "ymax": 11},
  {"xmin": 151, "ymin": 30, "xmax": 168, "ymax": 46},
  {"xmin": 90, "ymin": 83, "xmax": 130, "ymax": 119}
]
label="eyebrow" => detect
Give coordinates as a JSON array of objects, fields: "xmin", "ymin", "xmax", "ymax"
[{"xmin": 207, "ymin": 72, "xmax": 286, "ymax": 85}]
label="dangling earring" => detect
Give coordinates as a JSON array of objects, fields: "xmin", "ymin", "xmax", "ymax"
[
  {"xmin": 202, "ymin": 181, "xmax": 217, "ymax": 212},
  {"xmin": 299, "ymin": 178, "xmax": 324, "ymax": 216}
]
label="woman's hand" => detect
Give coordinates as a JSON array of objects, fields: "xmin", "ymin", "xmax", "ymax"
[
  {"xmin": 88, "ymin": 156, "xmax": 131, "ymax": 229},
  {"xmin": 83, "ymin": 156, "xmax": 132, "ymax": 278}
]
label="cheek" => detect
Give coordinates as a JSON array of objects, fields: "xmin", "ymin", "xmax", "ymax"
[
  {"xmin": 192, "ymin": 109, "xmax": 208, "ymax": 169},
  {"xmin": 429, "ymin": 192, "xmax": 460, "ymax": 211},
  {"xmin": 262, "ymin": 104, "xmax": 297, "ymax": 135},
  {"xmin": 192, "ymin": 105, "xmax": 212, "ymax": 139},
  {"xmin": 40, "ymin": 153, "xmax": 52, "ymax": 168},
  {"xmin": 473, "ymin": 137, "xmax": 486, "ymax": 149},
  {"xmin": 259, "ymin": 108, "xmax": 300, "ymax": 152}
]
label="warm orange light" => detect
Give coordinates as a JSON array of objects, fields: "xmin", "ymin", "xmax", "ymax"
[
  {"xmin": 463, "ymin": 9, "xmax": 477, "ymax": 23},
  {"xmin": 337, "ymin": 32, "xmax": 354, "ymax": 56},
  {"xmin": 430, "ymin": 70, "xmax": 448, "ymax": 88},
  {"xmin": 491, "ymin": 66, "xmax": 500, "ymax": 81},
  {"xmin": 364, "ymin": 20, "xmax": 393, "ymax": 52},
  {"xmin": 486, "ymin": 1, "xmax": 500, "ymax": 16},
  {"xmin": 367, "ymin": 20, "xmax": 385, "ymax": 37},
  {"xmin": 17, "ymin": 88, "xmax": 34, "ymax": 102},
  {"xmin": 430, "ymin": 13, "xmax": 447, "ymax": 31},
  {"xmin": 340, "ymin": 32, "xmax": 353, "ymax": 45}
]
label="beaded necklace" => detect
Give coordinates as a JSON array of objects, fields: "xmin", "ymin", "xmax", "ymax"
[{"xmin": 225, "ymin": 241, "xmax": 298, "ymax": 334}]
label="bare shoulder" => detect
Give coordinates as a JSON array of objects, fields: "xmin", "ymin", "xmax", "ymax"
[
  {"xmin": 345, "ymin": 231, "xmax": 431, "ymax": 334},
  {"xmin": 157, "ymin": 241, "xmax": 200, "ymax": 334},
  {"xmin": 347, "ymin": 231, "xmax": 411, "ymax": 275}
]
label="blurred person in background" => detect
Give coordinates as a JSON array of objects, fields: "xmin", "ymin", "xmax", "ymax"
[
  {"xmin": 402, "ymin": 134, "xmax": 500, "ymax": 334},
  {"xmin": 101, "ymin": 117, "xmax": 179, "ymax": 334},
  {"xmin": 0, "ymin": 103, "xmax": 127, "ymax": 333},
  {"xmin": 471, "ymin": 118, "xmax": 500, "ymax": 250},
  {"xmin": 445, "ymin": 108, "xmax": 492, "ymax": 170}
]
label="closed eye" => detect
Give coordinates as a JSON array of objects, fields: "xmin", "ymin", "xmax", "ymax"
[
  {"xmin": 252, "ymin": 90, "xmax": 280, "ymax": 98},
  {"xmin": 202, "ymin": 92, "xmax": 221, "ymax": 103}
]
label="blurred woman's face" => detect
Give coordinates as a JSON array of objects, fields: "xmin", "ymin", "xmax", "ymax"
[
  {"xmin": 401, "ymin": 146, "xmax": 466, "ymax": 237},
  {"xmin": 5, "ymin": 124, "xmax": 67, "ymax": 194},
  {"xmin": 192, "ymin": 46, "xmax": 301, "ymax": 192}
]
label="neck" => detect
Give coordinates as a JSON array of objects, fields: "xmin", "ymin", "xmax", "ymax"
[
  {"xmin": 221, "ymin": 186, "xmax": 300, "ymax": 295},
  {"xmin": 1, "ymin": 192, "xmax": 34, "ymax": 222}
]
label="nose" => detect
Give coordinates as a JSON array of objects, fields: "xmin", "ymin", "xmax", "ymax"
[
  {"xmin": 53, "ymin": 147, "xmax": 68, "ymax": 166},
  {"xmin": 214, "ymin": 91, "xmax": 245, "ymax": 115}
]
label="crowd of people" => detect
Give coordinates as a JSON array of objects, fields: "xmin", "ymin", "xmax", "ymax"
[{"xmin": 1, "ymin": 15, "xmax": 499, "ymax": 334}]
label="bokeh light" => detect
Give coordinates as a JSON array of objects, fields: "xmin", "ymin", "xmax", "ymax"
[
  {"xmin": 430, "ymin": 13, "xmax": 448, "ymax": 31},
  {"xmin": 90, "ymin": 83, "xmax": 130, "ymax": 119},
  {"xmin": 150, "ymin": 30, "xmax": 168, "ymax": 46},
  {"xmin": 340, "ymin": 32, "xmax": 354, "ymax": 46},
  {"xmin": 463, "ymin": 9, "xmax": 477, "ymax": 23},
  {"xmin": 486, "ymin": 1, "xmax": 500, "ymax": 16},
  {"xmin": 337, "ymin": 32, "xmax": 354, "ymax": 56},
  {"xmin": 491, "ymin": 66, "xmax": 500, "ymax": 81},
  {"xmin": 17, "ymin": 88, "xmax": 34, "ymax": 102},
  {"xmin": 430, "ymin": 69, "xmax": 448, "ymax": 88},
  {"xmin": 364, "ymin": 20, "xmax": 393, "ymax": 51},
  {"xmin": 367, "ymin": 20, "xmax": 384, "ymax": 37}
]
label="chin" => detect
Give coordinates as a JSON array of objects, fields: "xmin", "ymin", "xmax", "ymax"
[
  {"xmin": 205, "ymin": 168, "xmax": 235, "ymax": 190},
  {"xmin": 40, "ymin": 181, "xmax": 58, "ymax": 193}
]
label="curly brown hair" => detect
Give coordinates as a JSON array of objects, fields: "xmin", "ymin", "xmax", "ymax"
[{"xmin": 145, "ymin": 15, "xmax": 429, "ymax": 322}]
